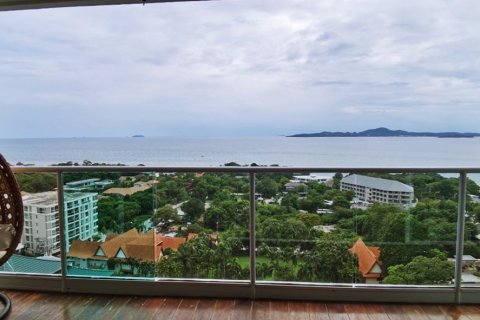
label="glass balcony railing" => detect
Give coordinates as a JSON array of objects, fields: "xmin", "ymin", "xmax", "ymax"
[{"xmin": 2, "ymin": 166, "xmax": 480, "ymax": 303}]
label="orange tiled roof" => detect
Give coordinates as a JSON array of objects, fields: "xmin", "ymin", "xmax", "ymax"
[
  {"xmin": 98, "ymin": 228, "xmax": 140, "ymax": 258},
  {"xmin": 349, "ymin": 238, "xmax": 382, "ymax": 278},
  {"xmin": 103, "ymin": 185, "xmax": 151, "ymax": 196},
  {"xmin": 123, "ymin": 244, "xmax": 156, "ymax": 262},
  {"xmin": 67, "ymin": 240, "xmax": 99, "ymax": 259},
  {"xmin": 158, "ymin": 236, "xmax": 186, "ymax": 252},
  {"xmin": 186, "ymin": 232, "xmax": 217, "ymax": 244},
  {"xmin": 68, "ymin": 229, "xmax": 188, "ymax": 263}
]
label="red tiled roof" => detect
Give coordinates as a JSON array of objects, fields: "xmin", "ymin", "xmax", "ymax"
[
  {"xmin": 349, "ymin": 238, "xmax": 382, "ymax": 278},
  {"xmin": 158, "ymin": 236, "xmax": 186, "ymax": 252}
]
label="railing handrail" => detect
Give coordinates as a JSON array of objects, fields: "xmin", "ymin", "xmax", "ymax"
[{"xmin": 11, "ymin": 166, "xmax": 480, "ymax": 174}]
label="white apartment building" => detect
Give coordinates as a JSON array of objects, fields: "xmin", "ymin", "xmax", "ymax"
[
  {"xmin": 292, "ymin": 174, "xmax": 330, "ymax": 183},
  {"xmin": 64, "ymin": 178, "xmax": 113, "ymax": 191},
  {"xmin": 22, "ymin": 191, "xmax": 98, "ymax": 256},
  {"xmin": 341, "ymin": 174, "xmax": 415, "ymax": 209}
]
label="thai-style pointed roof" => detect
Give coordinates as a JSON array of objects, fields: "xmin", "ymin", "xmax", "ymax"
[{"xmin": 349, "ymin": 238, "xmax": 382, "ymax": 278}]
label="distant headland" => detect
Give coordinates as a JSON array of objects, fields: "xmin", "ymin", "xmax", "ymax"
[{"xmin": 288, "ymin": 127, "xmax": 480, "ymax": 138}]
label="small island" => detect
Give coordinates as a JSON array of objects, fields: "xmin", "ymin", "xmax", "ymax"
[
  {"xmin": 132, "ymin": 134, "xmax": 145, "ymax": 138},
  {"xmin": 288, "ymin": 127, "xmax": 480, "ymax": 138}
]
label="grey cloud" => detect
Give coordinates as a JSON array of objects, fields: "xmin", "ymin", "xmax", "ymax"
[{"xmin": 1, "ymin": 0, "xmax": 480, "ymax": 138}]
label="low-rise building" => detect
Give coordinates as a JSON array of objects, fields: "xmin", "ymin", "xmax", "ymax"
[
  {"xmin": 284, "ymin": 181, "xmax": 307, "ymax": 192},
  {"xmin": 341, "ymin": 174, "xmax": 415, "ymax": 208},
  {"xmin": 64, "ymin": 178, "xmax": 113, "ymax": 191},
  {"xmin": 67, "ymin": 228, "xmax": 187, "ymax": 271},
  {"xmin": 292, "ymin": 174, "xmax": 330, "ymax": 183}
]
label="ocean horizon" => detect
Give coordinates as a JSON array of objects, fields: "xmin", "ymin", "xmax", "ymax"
[{"xmin": 1, "ymin": 136, "xmax": 479, "ymax": 169}]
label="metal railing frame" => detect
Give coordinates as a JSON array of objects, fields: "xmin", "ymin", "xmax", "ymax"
[{"xmin": 3, "ymin": 165, "xmax": 479, "ymax": 303}]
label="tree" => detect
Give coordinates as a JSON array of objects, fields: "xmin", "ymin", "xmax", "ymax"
[
  {"xmin": 169, "ymin": 233, "xmax": 246, "ymax": 279},
  {"xmin": 204, "ymin": 200, "xmax": 249, "ymax": 231},
  {"xmin": 332, "ymin": 196, "xmax": 350, "ymax": 209},
  {"xmin": 16, "ymin": 173, "xmax": 57, "ymax": 193},
  {"xmin": 382, "ymin": 250, "xmax": 454, "ymax": 285},
  {"xmin": 297, "ymin": 233, "xmax": 359, "ymax": 283},
  {"xmin": 332, "ymin": 172, "xmax": 343, "ymax": 189},
  {"xmin": 181, "ymin": 198, "xmax": 205, "ymax": 223},
  {"xmin": 256, "ymin": 178, "xmax": 279, "ymax": 198},
  {"xmin": 260, "ymin": 217, "xmax": 309, "ymax": 248},
  {"xmin": 224, "ymin": 162, "xmax": 241, "ymax": 166},
  {"xmin": 154, "ymin": 205, "xmax": 178, "ymax": 225},
  {"xmin": 296, "ymin": 212, "xmax": 321, "ymax": 229},
  {"xmin": 155, "ymin": 257, "xmax": 183, "ymax": 277}
]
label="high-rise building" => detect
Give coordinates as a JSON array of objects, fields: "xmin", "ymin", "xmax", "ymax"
[{"xmin": 22, "ymin": 191, "xmax": 98, "ymax": 256}]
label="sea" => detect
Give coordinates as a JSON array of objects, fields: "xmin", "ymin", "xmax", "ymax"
[{"xmin": 0, "ymin": 136, "xmax": 479, "ymax": 181}]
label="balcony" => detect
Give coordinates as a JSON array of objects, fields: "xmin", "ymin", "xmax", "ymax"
[{"xmin": 2, "ymin": 165, "xmax": 480, "ymax": 305}]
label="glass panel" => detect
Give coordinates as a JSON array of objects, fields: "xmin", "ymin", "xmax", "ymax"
[
  {"xmin": 256, "ymin": 171, "xmax": 457, "ymax": 286},
  {"xmin": 64, "ymin": 170, "xmax": 250, "ymax": 280},
  {"xmin": 462, "ymin": 173, "xmax": 480, "ymax": 287},
  {"xmin": 0, "ymin": 172, "xmax": 62, "ymax": 275}
]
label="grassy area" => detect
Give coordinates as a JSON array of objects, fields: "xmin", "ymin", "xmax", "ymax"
[
  {"xmin": 235, "ymin": 255, "xmax": 305, "ymax": 281},
  {"xmin": 235, "ymin": 256, "xmax": 269, "ymax": 268}
]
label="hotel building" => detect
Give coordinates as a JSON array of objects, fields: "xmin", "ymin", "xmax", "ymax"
[{"xmin": 341, "ymin": 174, "xmax": 415, "ymax": 208}]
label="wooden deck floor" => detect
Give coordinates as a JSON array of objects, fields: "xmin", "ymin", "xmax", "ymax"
[{"xmin": 2, "ymin": 290, "xmax": 480, "ymax": 320}]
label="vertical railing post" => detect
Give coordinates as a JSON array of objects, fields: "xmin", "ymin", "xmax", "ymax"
[
  {"xmin": 249, "ymin": 172, "xmax": 256, "ymax": 299},
  {"xmin": 454, "ymin": 172, "xmax": 467, "ymax": 304},
  {"xmin": 56, "ymin": 171, "xmax": 67, "ymax": 293}
]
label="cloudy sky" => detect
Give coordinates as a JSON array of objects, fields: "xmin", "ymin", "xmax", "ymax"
[{"xmin": 1, "ymin": 0, "xmax": 480, "ymax": 138}]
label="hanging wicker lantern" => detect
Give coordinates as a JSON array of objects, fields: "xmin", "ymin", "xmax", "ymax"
[
  {"xmin": 0, "ymin": 153, "xmax": 24, "ymax": 319},
  {"xmin": 0, "ymin": 154, "xmax": 23, "ymax": 266}
]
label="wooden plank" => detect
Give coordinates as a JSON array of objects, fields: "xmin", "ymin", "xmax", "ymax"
[
  {"xmin": 421, "ymin": 304, "xmax": 453, "ymax": 320},
  {"xmin": 288, "ymin": 301, "xmax": 309, "ymax": 320},
  {"xmin": 451, "ymin": 306, "xmax": 480, "ymax": 320},
  {"xmin": 344, "ymin": 303, "xmax": 371, "ymax": 320},
  {"xmin": 110, "ymin": 296, "xmax": 153, "ymax": 320},
  {"xmin": 172, "ymin": 298, "xmax": 199, "ymax": 320},
  {"xmin": 192, "ymin": 298, "xmax": 216, "ymax": 320},
  {"xmin": 152, "ymin": 297, "xmax": 182, "ymax": 319},
  {"xmin": 382, "ymin": 304, "xmax": 411, "ymax": 320},
  {"xmin": 8, "ymin": 291, "xmax": 35, "ymax": 319},
  {"xmin": 269, "ymin": 300, "xmax": 290, "ymax": 320},
  {"xmin": 363, "ymin": 304, "xmax": 390, "ymax": 320},
  {"xmin": 439, "ymin": 305, "xmax": 473, "ymax": 320},
  {"xmin": 10, "ymin": 292, "xmax": 50, "ymax": 319},
  {"xmin": 251, "ymin": 300, "xmax": 270, "ymax": 320},
  {"xmin": 366, "ymin": 304, "xmax": 390, "ymax": 320},
  {"xmin": 231, "ymin": 299, "xmax": 252, "ymax": 320},
  {"xmin": 307, "ymin": 302, "xmax": 330, "ymax": 320},
  {"xmin": 73, "ymin": 294, "xmax": 115, "ymax": 319},
  {"xmin": 326, "ymin": 303, "xmax": 350, "ymax": 320},
  {"xmin": 400, "ymin": 304, "xmax": 430, "ymax": 320},
  {"xmin": 140, "ymin": 297, "xmax": 167, "ymax": 320},
  {"xmin": 50, "ymin": 294, "xmax": 85, "ymax": 320},
  {"xmin": 210, "ymin": 299, "xmax": 235, "ymax": 320}
]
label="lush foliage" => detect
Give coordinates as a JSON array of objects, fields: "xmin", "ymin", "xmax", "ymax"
[{"xmin": 64, "ymin": 167, "xmax": 480, "ymax": 285}]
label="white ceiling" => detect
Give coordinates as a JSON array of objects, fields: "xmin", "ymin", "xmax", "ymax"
[{"xmin": 0, "ymin": 0, "xmax": 208, "ymax": 11}]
